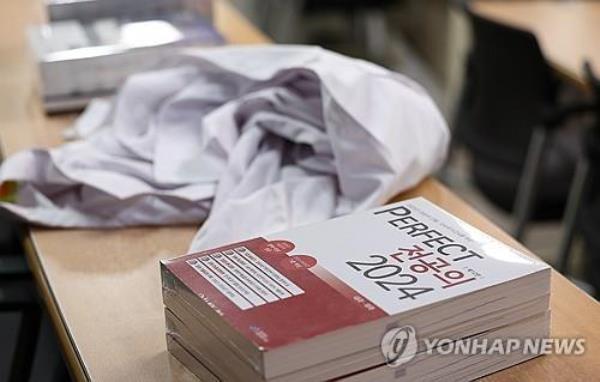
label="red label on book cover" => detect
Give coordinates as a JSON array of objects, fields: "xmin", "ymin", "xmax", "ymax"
[{"xmin": 165, "ymin": 237, "xmax": 386, "ymax": 349}]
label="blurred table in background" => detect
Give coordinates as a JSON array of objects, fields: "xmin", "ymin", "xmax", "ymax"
[
  {"xmin": 0, "ymin": 0, "xmax": 600, "ymax": 381},
  {"xmin": 473, "ymin": 1, "xmax": 600, "ymax": 89}
]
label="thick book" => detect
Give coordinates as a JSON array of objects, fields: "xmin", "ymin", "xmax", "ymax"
[
  {"xmin": 166, "ymin": 311, "xmax": 550, "ymax": 382},
  {"xmin": 161, "ymin": 197, "xmax": 550, "ymax": 379}
]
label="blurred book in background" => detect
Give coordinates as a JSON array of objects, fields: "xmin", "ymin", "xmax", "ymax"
[{"xmin": 29, "ymin": 0, "xmax": 223, "ymax": 113}]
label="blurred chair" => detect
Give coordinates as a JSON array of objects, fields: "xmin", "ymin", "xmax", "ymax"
[
  {"xmin": 303, "ymin": 0, "xmax": 396, "ymax": 61},
  {"xmin": 0, "ymin": 220, "xmax": 41, "ymax": 382},
  {"xmin": 453, "ymin": 4, "xmax": 586, "ymax": 241},
  {"xmin": 580, "ymin": 132, "xmax": 600, "ymax": 294},
  {"xmin": 557, "ymin": 63, "xmax": 600, "ymax": 287}
]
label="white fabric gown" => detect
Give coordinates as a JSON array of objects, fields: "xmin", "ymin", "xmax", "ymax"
[{"xmin": 0, "ymin": 45, "xmax": 449, "ymax": 252}]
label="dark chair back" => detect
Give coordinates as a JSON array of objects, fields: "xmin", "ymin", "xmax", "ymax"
[{"xmin": 456, "ymin": 7, "xmax": 559, "ymax": 168}]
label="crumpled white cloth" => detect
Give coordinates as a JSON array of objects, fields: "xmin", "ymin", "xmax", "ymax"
[{"xmin": 0, "ymin": 45, "xmax": 449, "ymax": 252}]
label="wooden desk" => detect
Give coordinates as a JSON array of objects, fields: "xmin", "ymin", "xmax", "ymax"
[
  {"xmin": 0, "ymin": 1, "xmax": 599, "ymax": 381},
  {"xmin": 472, "ymin": 1, "xmax": 600, "ymax": 89}
]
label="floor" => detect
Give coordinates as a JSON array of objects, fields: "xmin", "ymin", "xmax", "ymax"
[
  {"xmin": 0, "ymin": 221, "xmax": 70, "ymax": 382},
  {"xmin": 0, "ymin": 311, "xmax": 70, "ymax": 382}
]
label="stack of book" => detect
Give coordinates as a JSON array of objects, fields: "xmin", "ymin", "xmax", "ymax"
[
  {"xmin": 161, "ymin": 197, "xmax": 551, "ymax": 381},
  {"xmin": 30, "ymin": 0, "xmax": 221, "ymax": 112}
]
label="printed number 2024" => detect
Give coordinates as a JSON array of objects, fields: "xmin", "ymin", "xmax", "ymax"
[{"xmin": 346, "ymin": 255, "xmax": 433, "ymax": 301}]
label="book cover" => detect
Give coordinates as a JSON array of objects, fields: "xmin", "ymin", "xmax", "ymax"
[{"xmin": 162, "ymin": 197, "xmax": 549, "ymax": 350}]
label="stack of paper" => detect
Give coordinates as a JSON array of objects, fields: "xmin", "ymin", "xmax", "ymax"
[{"xmin": 161, "ymin": 197, "xmax": 551, "ymax": 381}]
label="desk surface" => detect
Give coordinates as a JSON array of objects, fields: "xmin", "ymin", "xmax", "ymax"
[
  {"xmin": 472, "ymin": 1, "xmax": 600, "ymax": 89},
  {"xmin": 0, "ymin": 1, "xmax": 599, "ymax": 381}
]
